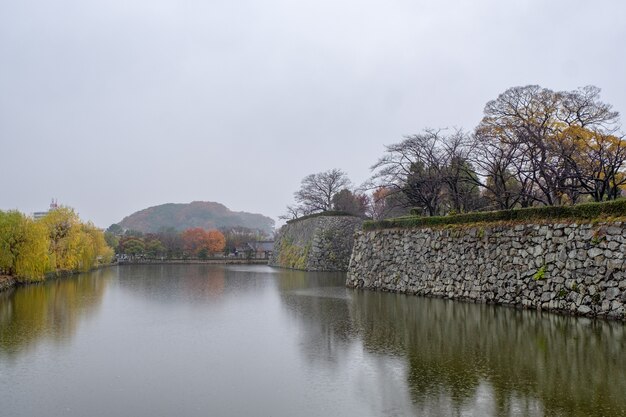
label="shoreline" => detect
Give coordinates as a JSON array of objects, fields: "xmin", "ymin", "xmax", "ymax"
[
  {"xmin": 117, "ymin": 258, "xmax": 269, "ymax": 265},
  {"xmin": 0, "ymin": 259, "xmax": 269, "ymax": 293},
  {"xmin": 0, "ymin": 275, "xmax": 16, "ymax": 292},
  {"xmin": 0, "ymin": 264, "xmax": 115, "ymax": 294}
]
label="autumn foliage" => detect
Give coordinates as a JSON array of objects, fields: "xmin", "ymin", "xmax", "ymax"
[
  {"xmin": 0, "ymin": 207, "xmax": 113, "ymax": 282},
  {"xmin": 181, "ymin": 228, "xmax": 225, "ymax": 256}
]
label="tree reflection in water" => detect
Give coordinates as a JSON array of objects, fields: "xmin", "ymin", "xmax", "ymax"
[
  {"xmin": 280, "ymin": 274, "xmax": 626, "ymax": 417},
  {"xmin": 351, "ymin": 292, "xmax": 626, "ymax": 416},
  {"xmin": 115, "ymin": 264, "xmax": 274, "ymax": 305},
  {"xmin": 1, "ymin": 266, "xmax": 625, "ymax": 416},
  {"xmin": 0, "ymin": 268, "xmax": 111, "ymax": 359}
]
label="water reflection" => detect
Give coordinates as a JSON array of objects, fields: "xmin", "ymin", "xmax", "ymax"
[
  {"xmin": 116, "ymin": 264, "xmax": 273, "ymax": 304},
  {"xmin": 0, "ymin": 268, "xmax": 110, "ymax": 358},
  {"xmin": 350, "ymin": 291, "xmax": 626, "ymax": 416},
  {"xmin": 279, "ymin": 270, "xmax": 354, "ymax": 364},
  {"xmin": 279, "ymin": 277, "xmax": 626, "ymax": 416},
  {"xmin": 1, "ymin": 266, "xmax": 625, "ymax": 416}
]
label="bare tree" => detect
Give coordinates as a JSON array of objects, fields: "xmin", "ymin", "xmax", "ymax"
[
  {"xmin": 439, "ymin": 130, "xmax": 482, "ymax": 213},
  {"xmin": 278, "ymin": 204, "xmax": 304, "ymax": 221},
  {"xmin": 371, "ymin": 129, "xmax": 445, "ymax": 216},
  {"xmin": 469, "ymin": 131, "xmax": 526, "ymax": 209},
  {"xmin": 281, "ymin": 169, "xmax": 351, "ymax": 218},
  {"xmin": 558, "ymin": 85, "xmax": 620, "ymax": 130},
  {"xmin": 370, "ymin": 128, "xmax": 482, "ymax": 216}
]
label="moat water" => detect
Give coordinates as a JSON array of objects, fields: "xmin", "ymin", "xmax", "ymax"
[{"xmin": 1, "ymin": 265, "xmax": 624, "ymax": 416}]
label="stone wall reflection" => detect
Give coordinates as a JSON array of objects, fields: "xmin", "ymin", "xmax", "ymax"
[
  {"xmin": 349, "ymin": 291, "xmax": 626, "ymax": 416},
  {"xmin": 278, "ymin": 270, "xmax": 354, "ymax": 364},
  {"xmin": 0, "ymin": 268, "xmax": 110, "ymax": 358},
  {"xmin": 278, "ymin": 275, "xmax": 626, "ymax": 416}
]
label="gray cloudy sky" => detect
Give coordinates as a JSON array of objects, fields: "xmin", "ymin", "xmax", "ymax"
[{"xmin": 1, "ymin": 0, "xmax": 625, "ymax": 228}]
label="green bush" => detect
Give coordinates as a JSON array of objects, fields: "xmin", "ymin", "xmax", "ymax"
[{"xmin": 364, "ymin": 199, "xmax": 626, "ymax": 230}]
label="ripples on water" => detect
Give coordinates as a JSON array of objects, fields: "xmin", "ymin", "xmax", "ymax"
[{"xmin": 0, "ymin": 265, "xmax": 624, "ymax": 416}]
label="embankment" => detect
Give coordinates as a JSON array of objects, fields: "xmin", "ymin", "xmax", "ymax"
[
  {"xmin": 270, "ymin": 213, "xmax": 363, "ymax": 271},
  {"xmin": 347, "ymin": 221, "xmax": 626, "ymax": 320},
  {"xmin": 0, "ymin": 276, "xmax": 16, "ymax": 292},
  {"xmin": 118, "ymin": 258, "xmax": 268, "ymax": 265},
  {"xmin": 0, "ymin": 265, "xmax": 113, "ymax": 293}
]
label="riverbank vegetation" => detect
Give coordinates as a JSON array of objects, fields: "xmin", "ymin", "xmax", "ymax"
[
  {"xmin": 105, "ymin": 225, "xmax": 265, "ymax": 259},
  {"xmin": 282, "ymin": 85, "xmax": 626, "ymax": 222},
  {"xmin": 0, "ymin": 207, "xmax": 113, "ymax": 283}
]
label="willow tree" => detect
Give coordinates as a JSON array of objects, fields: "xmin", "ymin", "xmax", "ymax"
[
  {"xmin": 0, "ymin": 210, "xmax": 50, "ymax": 280},
  {"xmin": 41, "ymin": 207, "xmax": 84, "ymax": 271},
  {"xmin": 80, "ymin": 222, "xmax": 114, "ymax": 270},
  {"xmin": 40, "ymin": 207, "xmax": 112, "ymax": 271}
]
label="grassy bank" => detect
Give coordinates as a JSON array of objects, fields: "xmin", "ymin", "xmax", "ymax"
[{"xmin": 364, "ymin": 199, "xmax": 626, "ymax": 231}]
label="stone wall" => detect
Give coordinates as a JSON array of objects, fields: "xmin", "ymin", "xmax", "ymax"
[
  {"xmin": 270, "ymin": 214, "xmax": 363, "ymax": 271},
  {"xmin": 347, "ymin": 221, "xmax": 626, "ymax": 320}
]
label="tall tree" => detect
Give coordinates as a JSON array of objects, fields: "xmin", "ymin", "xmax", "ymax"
[
  {"xmin": 371, "ymin": 129, "xmax": 445, "ymax": 216},
  {"xmin": 559, "ymin": 127, "xmax": 626, "ymax": 201},
  {"xmin": 41, "ymin": 207, "xmax": 84, "ymax": 271},
  {"xmin": 474, "ymin": 85, "xmax": 621, "ymax": 206},
  {"xmin": 370, "ymin": 129, "xmax": 481, "ymax": 216},
  {"xmin": 293, "ymin": 169, "xmax": 351, "ymax": 214}
]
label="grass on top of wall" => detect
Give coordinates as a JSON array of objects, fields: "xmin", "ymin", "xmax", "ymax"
[
  {"xmin": 286, "ymin": 211, "xmax": 360, "ymax": 224},
  {"xmin": 363, "ymin": 199, "xmax": 626, "ymax": 231}
]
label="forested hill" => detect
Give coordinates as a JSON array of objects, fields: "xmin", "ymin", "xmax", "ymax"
[{"xmin": 117, "ymin": 201, "xmax": 274, "ymax": 234}]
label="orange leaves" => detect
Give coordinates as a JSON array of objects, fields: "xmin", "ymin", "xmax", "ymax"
[
  {"xmin": 181, "ymin": 228, "xmax": 225, "ymax": 256},
  {"xmin": 205, "ymin": 230, "xmax": 226, "ymax": 254}
]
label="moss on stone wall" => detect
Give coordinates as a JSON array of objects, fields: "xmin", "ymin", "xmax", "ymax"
[
  {"xmin": 277, "ymin": 239, "xmax": 310, "ymax": 270},
  {"xmin": 270, "ymin": 215, "xmax": 364, "ymax": 271}
]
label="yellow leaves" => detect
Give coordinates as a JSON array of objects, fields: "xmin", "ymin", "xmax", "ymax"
[
  {"xmin": 1, "ymin": 207, "xmax": 112, "ymax": 281},
  {"xmin": 13, "ymin": 219, "xmax": 50, "ymax": 281},
  {"xmin": 25, "ymin": 207, "xmax": 114, "ymax": 278},
  {"xmin": 0, "ymin": 210, "xmax": 51, "ymax": 281}
]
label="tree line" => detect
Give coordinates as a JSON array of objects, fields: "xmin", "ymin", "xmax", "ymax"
[
  {"xmin": 283, "ymin": 85, "xmax": 626, "ymax": 219},
  {"xmin": 105, "ymin": 225, "xmax": 269, "ymax": 259},
  {"xmin": 0, "ymin": 207, "xmax": 114, "ymax": 282}
]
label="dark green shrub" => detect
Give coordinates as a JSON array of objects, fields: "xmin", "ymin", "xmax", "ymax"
[{"xmin": 365, "ymin": 199, "xmax": 626, "ymax": 230}]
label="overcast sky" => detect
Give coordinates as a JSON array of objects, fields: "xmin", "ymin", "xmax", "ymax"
[{"xmin": 1, "ymin": 0, "xmax": 625, "ymax": 228}]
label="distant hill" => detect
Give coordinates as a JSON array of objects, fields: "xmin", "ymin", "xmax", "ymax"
[{"xmin": 117, "ymin": 201, "xmax": 274, "ymax": 234}]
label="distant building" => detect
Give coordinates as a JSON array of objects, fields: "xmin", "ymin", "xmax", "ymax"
[
  {"xmin": 246, "ymin": 240, "xmax": 274, "ymax": 259},
  {"xmin": 33, "ymin": 199, "xmax": 59, "ymax": 220}
]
